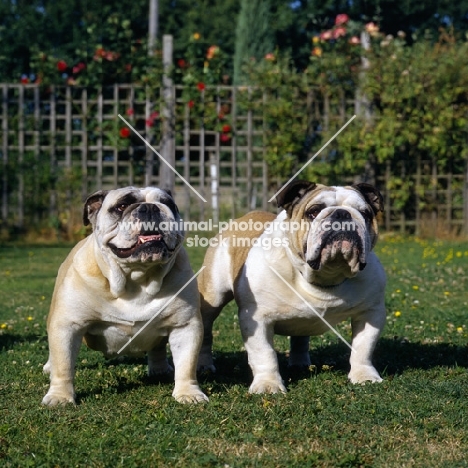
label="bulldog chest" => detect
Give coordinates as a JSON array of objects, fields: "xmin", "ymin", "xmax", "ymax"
[{"xmin": 83, "ymin": 299, "xmax": 172, "ymax": 357}]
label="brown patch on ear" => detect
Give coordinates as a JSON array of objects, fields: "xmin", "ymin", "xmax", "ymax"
[
  {"xmin": 83, "ymin": 190, "xmax": 109, "ymax": 226},
  {"xmin": 352, "ymin": 183, "xmax": 384, "ymax": 214},
  {"xmin": 276, "ymin": 180, "xmax": 317, "ymax": 217}
]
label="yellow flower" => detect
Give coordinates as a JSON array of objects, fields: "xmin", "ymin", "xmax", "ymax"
[
  {"xmin": 457, "ymin": 327, "xmax": 463, "ymax": 333},
  {"xmin": 1, "ymin": 323, "xmax": 7, "ymax": 329},
  {"xmin": 312, "ymin": 36, "xmax": 320, "ymax": 44},
  {"xmin": 394, "ymin": 311, "xmax": 401, "ymax": 317},
  {"xmin": 193, "ymin": 32, "xmax": 200, "ymax": 40},
  {"xmin": 27, "ymin": 316, "xmax": 34, "ymax": 321},
  {"xmin": 311, "ymin": 47, "xmax": 322, "ymax": 57},
  {"xmin": 456, "ymin": 251, "xmax": 462, "ymax": 258},
  {"xmin": 412, "ymin": 285, "xmax": 419, "ymax": 291},
  {"xmin": 444, "ymin": 291, "xmax": 450, "ymax": 296},
  {"xmin": 395, "ymin": 289, "xmax": 401, "ymax": 293}
]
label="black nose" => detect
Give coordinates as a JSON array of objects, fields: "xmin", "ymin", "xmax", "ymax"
[
  {"xmin": 135, "ymin": 203, "xmax": 160, "ymax": 221},
  {"xmin": 330, "ymin": 209, "xmax": 352, "ymax": 221}
]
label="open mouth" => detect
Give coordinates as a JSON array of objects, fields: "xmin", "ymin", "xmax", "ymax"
[{"xmin": 109, "ymin": 233, "xmax": 165, "ymax": 258}]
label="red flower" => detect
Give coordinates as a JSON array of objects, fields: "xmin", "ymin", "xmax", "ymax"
[
  {"xmin": 20, "ymin": 75, "xmax": 29, "ymax": 84},
  {"xmin": 218, "ymin": 112, "xmax": 225, "ymax": 120},
  {"xmin": 124, "ymin": 63, "xmax": 132, "ymax": 72},
  {"xmin": 220, "ymin": 134, "xmax": 230, "ymax": 143},
  {"xmin": 126, "ymin": 108, "xmax": 134, "ymax": 116},
  {"xmin": 177, "ymin": 59, "xmax": 187, "ymax": 68},
  {"xmin": 188, "ymin": 100, "xmax": 195, "ymax": 108},
  {"xmin": 57, "ymin": 60, "xmax": 67, "ymax": 72},
  {"xmin": 146, "ymin": 113, "xmax": 159, "ymax": 127},
  {"xmin": 221, "ymin": 124, "xmax": 231, "ymax": 133},
  {"xmin": 197, "ymin": 82, "xmax": 206, "ymax": 91},
  {"xmin": 119, "ymin": 127, "xmax": 131, "ymax": 138},
  {"xmin": 335, "ymin": 14, "xmax": 349, "ymax": 26}
]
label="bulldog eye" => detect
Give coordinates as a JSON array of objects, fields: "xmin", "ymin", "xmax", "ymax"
[
  {"xmin": 115, "ymin": 204, "xmax": 129, "ymax": 213},
  {"xmin": 306, "ymin": 207, "xmax": 323, "ymax": 220}
]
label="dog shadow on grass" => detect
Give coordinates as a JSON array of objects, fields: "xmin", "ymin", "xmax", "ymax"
[
  {"xmin": 0, "ymin": 332, "xmax": 47, "ymax": 352},
  {"xmin": 60, "ymin": 337, "xmax": 468, "ymax": 402},
  {"xmin": 198, "ymin": 337, "xmax": 468, "ymax": 391}
]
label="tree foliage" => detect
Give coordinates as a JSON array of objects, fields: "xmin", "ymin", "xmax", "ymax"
[{"xmin": 1, "ymin": 0, "xmax": 468, "ymax": 83}]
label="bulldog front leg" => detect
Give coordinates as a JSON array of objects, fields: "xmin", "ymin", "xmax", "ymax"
[
  {"xmin": 240, "ymin": 311, "xmax": 286, "ymax": 394},
  {"xmin": 42, "ymin": 321, "xmax": 83, "ymax": 406},
  {"xmin": 348, "ymin": 308, "xmax": 385, "ymax": 384},
  {"xmin": 169, "ymin": 320, "xmax": 208, "ymax": 403}
]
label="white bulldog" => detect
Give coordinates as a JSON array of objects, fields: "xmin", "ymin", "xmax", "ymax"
[
  {"xmin": 42, "ymin": 186, "xmax": 208, "ymax": 405},
  {"xmin": 198, "ymin": 181, "xmax": 386, "ymax": 394}
]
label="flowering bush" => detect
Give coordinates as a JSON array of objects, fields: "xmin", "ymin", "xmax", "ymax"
[
  {"xmin": 18, "ymin": 12, "xmax": 468, "ymax": 218},
  {"xmin": 27, "ymin": 14, "xmax": 163, "ymax": 87}
]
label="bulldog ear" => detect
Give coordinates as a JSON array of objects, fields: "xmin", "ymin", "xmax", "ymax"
[
  {"xmin": 83, "ymin": 190, "xmax": 109, "ymax": 226},
  {"xmin": 276, "ymin": 180, "xmax": 317, "ymax": 216},
  {"xmin": 353, "ymin": 183, "xmax": 384, "ymax": 214}
]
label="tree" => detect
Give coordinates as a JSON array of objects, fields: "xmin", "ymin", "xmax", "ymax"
[{"xmin": 233, "ymin": 0, "xmax": 275, "ymax": 84}]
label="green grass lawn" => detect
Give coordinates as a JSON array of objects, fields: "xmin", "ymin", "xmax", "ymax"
[{"xmin": 1, "ymin": 236, "xmax": 468, "ymax": 467}]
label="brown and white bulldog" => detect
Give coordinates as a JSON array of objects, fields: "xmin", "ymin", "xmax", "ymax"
[
  {"xmin": 42, "ymin": 187, "xmax": 208, "ymax": 405},
  {"xmin": 198, "ymin": 181, "xmax": 386, "ymax": 394}
]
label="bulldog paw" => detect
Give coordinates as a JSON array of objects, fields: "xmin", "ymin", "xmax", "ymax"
[
  {"xmin": 197, "ymin": 353, "xmax": 216, "ymax": 374},
  {"xmin": 249, "ymin": 378, "xmax": 287, "ymax": 395},
  {"xmin": 42, "ymin": 392, "xmax": 76, "ymax": 406},
  {"xmin": 348, "ymin": 365, "xmax": 382, "ymax": 384},
  {"xmin": 173, "ymin": 383, "xmax": 209, "ymax": 404},
  {"xmin": 197, "ymin": 364, "xmax": 217, "ymax": 375}
]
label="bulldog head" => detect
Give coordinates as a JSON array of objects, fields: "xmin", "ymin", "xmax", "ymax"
[
  {"xmin": 277, "ymin": 181, "xmax": 383, "ymax": 285},
  {"xmin": 83, "ymin": 186, "xmax": 184, "ymax": 266}
]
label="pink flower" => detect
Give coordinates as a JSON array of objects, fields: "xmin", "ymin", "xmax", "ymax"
[
  {"xmin": 319, "ymin": 30, "xmax": 333, "ymax": 41},
  {"xmin": 349, "ymin": 36, "xmax": 361, "ymax": 45},
  {"xmin": 332, "ymin": 27, "xmax": 347, "ymax": 39},
  {"xmin": 335, "ymin": 14, "xmax": 349, "ymax": 26},
  {"xmin": 126, "ymin": 108, "xmax": 134, "ymax": 116},
  {"xmin": 220, "ymin": 134, "xmax": 230, "ymax": 143},
  {"xmin": 264, "ymin": 53, "xmax": 275, "ymax": 61}
]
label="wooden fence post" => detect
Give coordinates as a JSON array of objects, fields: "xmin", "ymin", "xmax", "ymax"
[
  {"xmin": 1, "ymin": 85, "xmax": 8, "ymax": 226},
  {"xmin": 159, "ymin": 34, "xmax": 175, "ymax": 193}
]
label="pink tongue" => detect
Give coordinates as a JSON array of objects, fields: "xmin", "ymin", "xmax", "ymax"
[{"xmin": 138, "ymin": 234, "xmax": 162, "ymax": 244}]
